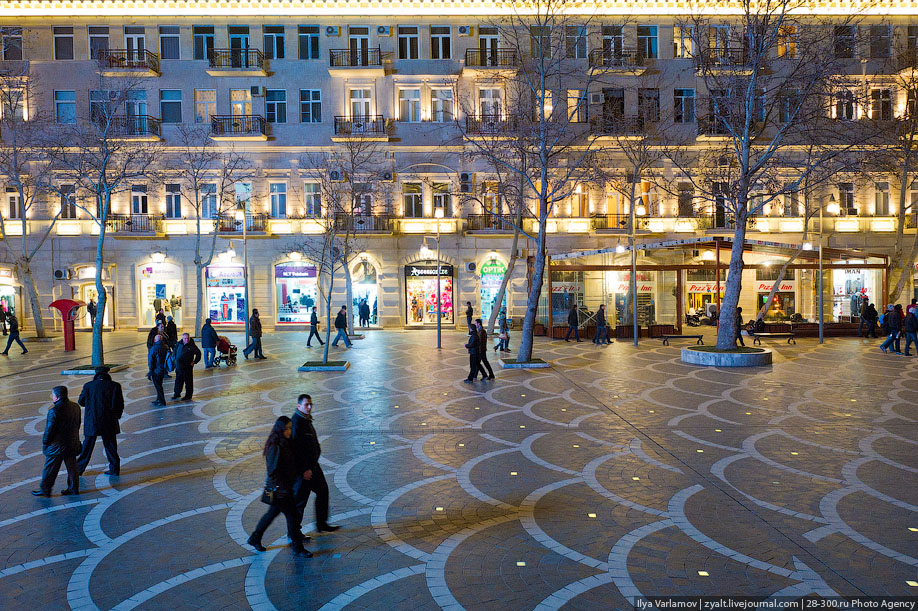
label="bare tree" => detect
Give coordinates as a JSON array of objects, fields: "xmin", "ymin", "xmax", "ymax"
[{"xmin": 164, "ymin": 124, "xmax": 252, "ymax": 333}]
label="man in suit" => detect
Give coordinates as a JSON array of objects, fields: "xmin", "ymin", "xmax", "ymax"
[
  {"xmin": 33, "ymin": 386, "xmax": 81, "ymax": 496},
  {"xmin": 172, "ymin": 333, "xmax": 202, "ymax": 401},
  {"xmin": 76, "ymin": 366, "xmax": 125, "ymax": 476},
  {"xmin": 307, "ymin": 306, "xmax": 324, "ymax": 347},
  {"xmin": 291, "ymin": 394, "xmax": 339, "ymax": 534},
  {"xmin": 148, "ymin": 334, "xmax": 168, "ymax": 406}
]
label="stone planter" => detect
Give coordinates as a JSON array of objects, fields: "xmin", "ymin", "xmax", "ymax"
[
  {"xmin": 298, "ymin": 360, "xmax": 350, "ymax": 372},
  {"xmin": 680, "ymin": 347, "xmax": 772, "ymax": 367}
]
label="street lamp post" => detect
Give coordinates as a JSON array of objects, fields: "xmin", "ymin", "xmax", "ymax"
[{"xmin": 818, "ymin": 194, "xmax": 836, "ymax": 345}]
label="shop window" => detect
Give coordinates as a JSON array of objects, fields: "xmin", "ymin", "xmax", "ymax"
[
  {"xmin": 405, "ymin": 263, "xmax": 454, "ymax": 325},
  {"xmin": 159, "ymin": 25, "xmax": 180, "ymax": 60},
  {"xmin": 205, "ymin": 265, "xmax": 246, "ymax": 324},
  {"xmin": 398, "ymin": 25, "xmax": 419, "ymax": 59},
  {"xmin": 193, "ymin": 25, "xmax": 214, "ymax": 60},
  {"xmin": 270, "ymin": 183, "xmax": 287, "ymax": 218},
  {"xmin": 430, "ymin": 26, "xmax": 450, "ymax": 60},
  {"xmin": 165, "ymin": 183, "xmax": 182, "ymax": 218},
  {"xmin": 352, "ymin": 261, "xmax": 378, "ymax": 326},
  {"xmin": 263, "ymin": 25, "xmax": 285, "ymax": 60},
  {"xmin": 276, "ymin": 263, "xmax": 317, "ymax": 323},
  {"xmin": 304, "ymin": 182, "xmax": 321, "ymax": 217},
  {"xmin": 403, "ymin": 183, "xmax": 423, "ymax": 218},
  {"xmin": 53, "ymin": 26, "xmax": 74, "ymax": 60},
  {"xmin": 298, "ymin": 25, "xmax": 320, "ymax": 59},
  {"xmin": 1, "ymin": 27, "xmax": 23, "ymax": 60},
  {"xmin": 480, "ymin": 258, "xmax": 508, "ymax": 322},
  {"xmin": 139, "ymin": 261, "xmax": 183, "ymax": 326}
]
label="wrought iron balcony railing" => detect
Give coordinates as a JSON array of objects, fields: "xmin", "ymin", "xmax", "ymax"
[
  {"xmin": 329, "ymin": 47, "xmax": 383, "ymax": 67},
  {"xmin": 588, "ymin": 48, "xmax": 645, "ymax": 69},
  {"xmin": 333, "ymin": 115, "xmax": 387, "ymax": 136},
  {"xmin": 98, "ymin": 48, "xmax": 161, "ymax": 73},
  {"xmin": 210, "ymin": 115, "xmax": 267, "ymax": 137},
  {"xmin": 208, "ymin": 48, "xmax": 265, "ymax": 70},
  {"xmin": 464, "ymin": 48, "xmax": 520, "ymax": 68}
]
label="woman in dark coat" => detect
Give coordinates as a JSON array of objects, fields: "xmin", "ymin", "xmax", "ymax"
[{"xmin": 247, "ymin": 416, "xmax": 312, "ymax": 557}]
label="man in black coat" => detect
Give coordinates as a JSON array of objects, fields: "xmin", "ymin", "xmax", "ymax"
[
  {"xmin": 148, "ymin": 334, "xmax": 168, "ymax": 406},
  {"xmin": 165, "ymin": 316, "xmax": 178, "ymax": 345},
  {"xmin": 172, "ymin": 333, "xmax": 202, "ymax": 401},
  {"xmin": 76, "ymin": 366, "xmax": 125, "ymax": 476},
  {"xmin": 201, "ymin": 318, "xmax": 219, "ymax": 368},
  {"xmin": 1, "ymin": 314, "xmax": 27, "ymax": 355},
  {"xmin": 243, "ymin": 308, "xmax": 265, "ymax": 359},
  {"xmin": 331, "ymin": 305, "xmax": 352, "ymax": 347},
  {"xmin": 307, "ymin": 306, "xmax": 324, "ymax": 347},
  {"xmin": 33, "ymin": 386, "xmax": 81, "ymax": 496},
  {"xmin": 146, "ymin": 322, "xmax": 165, "ymax": 348},
  {"xmin": 291, "ymin": 394, "xmax": 339, "ymax": 533},
  {"xmin": 464, "ymin": 326, "xmax": 481, "ymax": 383},
  {"xmin": 564, "ymin": 304, "xmax": 582, "ymax": 342}
]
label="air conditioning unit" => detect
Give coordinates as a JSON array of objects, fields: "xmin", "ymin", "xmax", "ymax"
[
  {"xmin": 54, "ymin": 269, "xmax": 70, "ymax": 280},
  {"xmin": 589, "ymin": 92, "xmax": 603, "ymax": 104},
  {"xmin": 329, "ymin": 169, "xmax": 346, "ymax": 182},
  {"xmin": 458, "ymin": 25, "xmax": 473, "ymax": 36},
  {"xmin": 846, "ymin": 208, "xmax": 859, "ymax": 216},
  {"xmin": 380, "ymin": 170, "xmax": 396, "ymax": 182},
  {"xmin": 326, "ymin": 25, "xmax": 341, "ymax": 37},
  {"xmin": 250, "ymin": 85, "xmax": 264, "ymax": 97},
  {"xmin": 377, "ymin": 25, "xmax": 392, "ymax": 37},
  {"xmin": 464, "ymin": 261, "xmax": 477, "ymax": 273},
  {"xmin": 459, "ymin": 172, "xmax": 475, "ymax": 193}
]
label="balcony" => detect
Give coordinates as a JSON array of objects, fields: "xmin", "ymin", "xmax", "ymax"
[
  {"xmin": 328, "ymin": 48, "xmax": 385, "ymax": 77},
  {"xmin": 589, "ymin": 115, "xmax": 647, "ymax": 139},
  {"xmin": 466, "ymin": 214, "xmax": 520, "ymax": 233},
  {"xmin": 697, "ymin": 115, "xmax": 731, "ymax": 139},
  {"xmin": 695, "ymin": 48, "xmax": 752, "ymax": 74},
  {"xmin": 591, "ymin": 214, "xmax": 651, "ymax": 232},
  {"xmin": 897, "ymin": 50, "xmax": 918, "ymax": 77},
  {"xmin": 333, "ymin": 213, "xmax": 392, "ymax": 233},
  {"xmin": 465, "ymin": 114, "xmax": 515, "ymax": 138},
  {"xmin": 332, "ymin": 115, "xmax": 390, "ymax": 141},
  {"xmin": 98, "ymin": 49, "xmax": 160, "ymax": 77},
  {"xmin": 216, "ymin": 213, "xmax": 268, "ymax": 233},
  {"xmin": 210, "ymin": 115, "xmax": 268, "ymax": 141},
  {"xmin": 462, "ymin": 48, "xmax": 520, "ymax": 77},
  {"xmin": 588, "ymin": 48, "xmax": 646, "ymax": 74},
  {"xmin": 206, "ymin": 49, "xmax": 267, "ymax": 76},
  {"xmin": 107, "ymin": 214, "xmax": 164, "ymax": 234},
  {"xmin": 108, "ymin": 115, "xmax": 161, "ymax": 141}
]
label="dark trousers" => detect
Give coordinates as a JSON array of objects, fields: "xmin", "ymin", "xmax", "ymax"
[
  {"xmin": 2, "ymin": 332, "xmax": 25, "ymax": 353},
  {"xmin": 736, "ymin": 330, "xmax": 745, "ymax": 347},
  {"xmin": 294, "ymin": 466, "xmax": 330, "ymax": 529},
  {"xmin": 40, "ymin": 451, "xmax": 78, "ymax": 493},
  {"xmin": 243, "ymin": 337, "xmax": 264, "ymax": 358},
  {"xmin": 478, "ymin": 352, "xmax": 494, "ymax": 378},
  {"xmin": 77, "ymin": 433, "xmax": 120, "ymax": 475},
  {"xmin": 593, "ymin": 325, "xmax": 610, "ymax": 344},
  {"xmin": 252, "ymin": 496, "xmax": 303, "ymax": 546},
  {"xmin": 564, "ymin": 325, "xmax": 580, "ymax": 341},
  {"xmin": 151, "ymin": 371, "xmax": 166, "ymax": 404},
  {"xmin": 904, "ymin": 332, "xmax": 918, "ymax": 355},
  {"xmin": 467, "ymin": 354, "xmax": 481, "ymax": 381},
  {"xmin": 173, "ymin": 364, "xmax": 194, "ymax": 399},
  {"xmin": 307, "ymin": 327, "xmax": 324, "ymax": 346},
  {"xmin": 359, "ymin": 316, "xmax": 368, "ymax": 326}
]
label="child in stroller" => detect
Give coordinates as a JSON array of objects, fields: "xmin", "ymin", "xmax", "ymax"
[{"xmin": 213, "ymin": 336, "xmax": 237, "ymax": 367}]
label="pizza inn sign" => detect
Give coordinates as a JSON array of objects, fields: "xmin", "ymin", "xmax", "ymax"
[{"xmin": 756, "ymin": 281, "xmax": 795, "ymax": 292}]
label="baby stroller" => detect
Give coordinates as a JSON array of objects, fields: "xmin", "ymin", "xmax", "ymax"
[{"xmin": 213, "ymin": 335, "xmax": 237, "ymax": 367}]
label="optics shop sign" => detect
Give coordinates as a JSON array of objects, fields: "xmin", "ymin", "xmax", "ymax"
[{"xmin": 405, "ymin": 264, "xmax": 453, "ymax": 277}]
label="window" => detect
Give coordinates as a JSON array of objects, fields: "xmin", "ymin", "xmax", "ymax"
[
  {"xmin": 871, "ymin": 88, "xmax": 892, "ymax": 120},
  {"xmin": 89, "ymin": 90, "xmax": 108, "ymax": 123},
  {"xmin": 403, "ymin": 183, "xmax": 423, "ymax": 217},
  {"xmin": 6, "ymin": 187, "xmax": 21, "ymax": 219},
  {"xmin": 778, "ymin": 89, "xmax": 799, "ymax": 123},
  {"xmin": 637, "ymin": 25, "xmax": 658, "ymax": 59},
  {"xmin": 530, "ymin": 25, "xmax": 551, "ymax": 58},
  {"xmin": 298, "ymin": 25, "xmax": 320, "ymax": 59},
  {"xmin": 673, "ymin": 26, "xmax": 694, "ymax": 58},
  {"xmin": 869, "ymin": 24, "xmax": 890, "ymax": 59},
  {"xmin": 194, "ymin": 89, "xmax": 215, "ymax": 124},
  {"xmin": 266, "ymin": 89, "xmax": 287, "ymax": 123},
  {"xmin": 638, "ymin": 88, "xmax": 660, "ymax": 123},
  {"xmin": 124, "ymin": 26, "xmax": 145, "ymax": 60},
  {"xmin": 875, "ymin": 181, "xmax": 890, "ymax": 215},
  {"xmin": 165, "ymin": 184, "xmax": 182, "ymax": 218},
  {"xmin": 231, "ymin": 88, "xmax": 251, "ymax": 116},
  {"xmin": 534, "ymin": 90, "xmax": 552, "ymax": 121},
  {"xmin": 835, "ymin": 90, "xmax": 855, "ymax": 120},
  {"xmin": 601, "ymin": 88, "xmax": 625, "ymax": 120},
  {"xmin": 479, "ymin": 88, "xmax": 501, "ymax": 117},
  {"xmin": 571, "ymin": 186, "xmax": 588, "ymax": 216},
  {"xmin": 783, "ymin": 187, "xmax": 800, "ymax": 216},
  {"xmin": 53, "ymin": 26, "xmax": 74, "ymax": 60},
  {"xmin": 299, "ymin": 89, "xmax": 321, "ymax": 123},
  {"xmin": 398, "ymin": 88, "xmax": 421, "ymax": 122},
  {"xmin": 677, "ymin": 185, "xmax": 694, "ymax": 216},
  {"xmin": 674, "ymin": 88, "xmax": 695, "ymax": 123},
  {"xmin": 131, "ymin": 185, "xmax": 148, "ymax": 214},
  {"xmin": 835, "ymin": 25, "xmax": 855, "ymax": 59},
  {"xmin": 431, "ymin": 88, "xmax": 453, "ymax": 122},
  {"xmin": 60, "ymin": 185, "xmax": 77, "ymax": 219},
  {"xmin": 398, "ymin": 26, "xmax": 419, "ymax": 59},
  {"xmin": 304, "ymin": 182, "xmax": 321, "ymax": 217},
  {"xmin": 270, "ymin": 183, "xmax": 286, "ymax": 218},
  {"xmin": 160, "ymin": 90, "xmax": 182, "ymax": 123},
  {"xmin": 431, "ymin": 26, "xmax": 450, "ymax": 59},
  {"xmin": 263, "ymin": 25, "xmax": 285, "ymax": 59},
  {"xmin": 350, "ymin": 88, "xmax": 371, "ymax": 118},
  {"xmin": 602, "ymin": 25, "xmax": 623, "ymax": 58},
  {"xmin": 566, "ymin": 25, "xmax": 586, "ymax": 59},
  {"xmin": 159, "ymin": 26, "xmax": 180, "ymax": 59},
  {"xmin": 353, "ymin": 185, "xmax": 372, "ymax": 215},
  {"xmin": 433, "ymin": 183, "xmax": 452, "ymax": 217},
  {"xmin": 910, "ymin": 26, "xmax": 918, "ymax": 53},
  {"xmin": 1, "ymin": 27, "xmax": 23, "ymax": 60},
  {"xmin": 777, "ymin": 25, "xmax": 797, "ymax": 58},
  {"xmin": 201, "ymin": 183, "xmax": 218, "ymax": 219},
  {"xmin": 567, "ymin": 89, "xmax": 586, "ymax": 123},
  {"xmin": 193, "ymin": 25, "xmax": 214, "ymax": 60},
  {"xmin": 909, "ymin": 88, "xmax": 918, "ymax": 119},
  {"xmin": 88, "ymin": 26, "xmax": 109, "ymax": 60},
  {"xmin": 839, "ymin": 182, "xmax": 855, "ymax": 211},
  {"xmin": 54, "ymin": 91, "xmax": 76, "ymax": 124},
  {"xmin": 0, "ymin": 89, "xmax": 22, "ymax": 122}
]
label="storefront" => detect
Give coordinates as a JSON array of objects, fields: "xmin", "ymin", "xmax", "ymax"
[
  {"xmin": 686, "ymin": 271, "xmax": 725, "ymax": 317},
  {"xmin": 137, "ymin": 261, "xmax": 183, "ymax": 327},
  {"xmin": 480, "ymin": 258, "xmax": 507, "ymax": 322},
  {"xmin": 204, "ymin": 265, "xmax": 246, "ymax": 326},
  {"xmin": 405, "ymin": 263, "xmax": 454, "ymax": 326},
  {"xmin": 275, "ymin": 262, "xmax": 317, "ymax": 324},
  {"xmin": 72, "ymin": 265, "xmax": 113, "ymax": 329},
  {"xmin": 755, "ymin": 275, "xmax": 796, "ymax": 321},
  {"xmin": 352, "ymin": 260, "xmax": 378, "ymax": 326},
  {"xmin": 0, "ymin": 267, "xmax": 19, "ymax": 327},
  {"xmin": 832, "ymin": 266, "xmax": 880, "ymax": 321}
]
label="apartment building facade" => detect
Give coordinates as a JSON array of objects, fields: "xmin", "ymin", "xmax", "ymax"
[{"xmin": 0, "ymin": 0, "xmax": 914, "ymax": 333}]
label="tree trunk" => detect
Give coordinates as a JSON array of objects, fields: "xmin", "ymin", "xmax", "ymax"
[
  {"xmin": 19, "ymin": 261, "xmax": 47, "ymax": 338},
  {"xmin": 715, "ymin": 215, "xmax": 748, "ymax": 350},
  {"xmin": 92, "ymin": 203, "xmax": 107, "ymax": 367},
  {"xmin": 516, "ymin": 220, "xmax": 547, "ymax": 362},
  {"xmin": 194, "ymin": 262, "xmax": 206, "ymax": 335},
  {"xmin": 344, "ymin": 261, "xmax": 354, "ymax": 335},
  {"xmin": 487, "ymin": 229, "xmax": 519, "ymax": 334},
  {"xmin": 322, "ymin": 266, "xmax": 334, "ymax": 365}
]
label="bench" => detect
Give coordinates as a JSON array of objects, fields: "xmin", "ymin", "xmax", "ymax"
[
  {"xmin": 751, "ymin": 332, "xmax": 796, "ymax": 345},
  {"xmin": 661, "ymin": 334, "xmax": 704, "ymax": 346}
]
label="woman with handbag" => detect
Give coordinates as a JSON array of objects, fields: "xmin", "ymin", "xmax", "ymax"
[{"xmin": 247, "ymin": 416, "xmax": 313, "ymax": 557}]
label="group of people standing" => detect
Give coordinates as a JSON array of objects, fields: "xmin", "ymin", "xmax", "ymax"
[
  {"xmin": 146, "ymin": 320, "xmax": 201, "ymax": 406},
  {"xmin": 463, "ymin": 304, "xmax": 497, "ymax": 382}
]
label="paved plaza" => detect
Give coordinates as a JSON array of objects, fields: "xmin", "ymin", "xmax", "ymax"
[{"xmin": 0, "ymin": 329, "xmax": 916, "ymax": 610}]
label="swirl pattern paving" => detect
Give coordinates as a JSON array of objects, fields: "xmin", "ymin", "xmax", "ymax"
[{"xmin": 0, "ymin": 330, "xmax": 916, "ymax": 609}]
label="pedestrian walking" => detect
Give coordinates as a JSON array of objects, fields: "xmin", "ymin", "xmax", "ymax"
[
  {"xmin": 857, "ymin": 296, "xmax": 870, "ymax": 337},
  {"xmin": 331, "ymin": 306, "xmax": 352, "ymax": 348},
  {"xmin": 495, "ymin": 309, "xmax": 510, "ymax": 353},
  {"xmin": 904, "ymin": 309, "xmax": 918, "ymax": 356},
  {"xmin": 32, "ymin": 386, "xmax": 81, "ymax": 497},
  {"xmin": 87, "ymin": 299, "xmax": 97, "ymax": 327},
  {"xmin": 880, "ymin": 305, "xmax": 903, "ymax": 354},
  {"xmin": 165, "ymin": 316, "xmax": 178, "ymax": 345},
  {"xmin": 246, "ymin": 416, "xmax": 313, "ymax": 557},
  {"xmin": 201, "ymin": 318, "xmax": 219, "ymax": 368},
  {"xmin": 1, "ymin": 314, "xmax": 27, "ymax": 355},
  {"xmin": 593, "ymin": 304, "xmax": 612, "ymax": 345},
  {"xmin": 0, "ymin": 306, "xmax": 7, "ymax": 335},
  {"xmin": 564, "ymin": 304, "xmax": 581, "ymax": 342},
  {"xmin": 76, "ymin": 366, "xmax": 124, "ymax": 476},
  {"xmin": 464, "ymin": 326, "xmax": 481, "ymax": 383},
  {"xmin": 735, "ymin": 307, "xmax": 745, "ymax": 347},
  {"xmin": 307, "ymin": 307, "xmax": 324, "ymax": 347},
  {"xmin": 465, "ymin": 302, "xmax": 473, "ymax": 330},
  {"xmin": 865, "ymin": 303, "xmax": 879, "ymax": 338},
  {"xmin": 243, "ymin": 309, "xmax": 266, "ymax": 360},
  {"xmin": 148, "ymin": 334, "xmax": 169, "ymax": 406},
  {"xmin": 172, "ymin": 333, "xmax": 201, "ymax": 401},
  {"xmin": 908, "ymin": 298, "xmax": 918, "ymax": 318},
  {"xmin": 292, "ymin": 394, "xmax": 340, "ymax": 534},
  {"xmin": 476, "ymin": 319, "xmax": 495, "ymax": 380}
]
